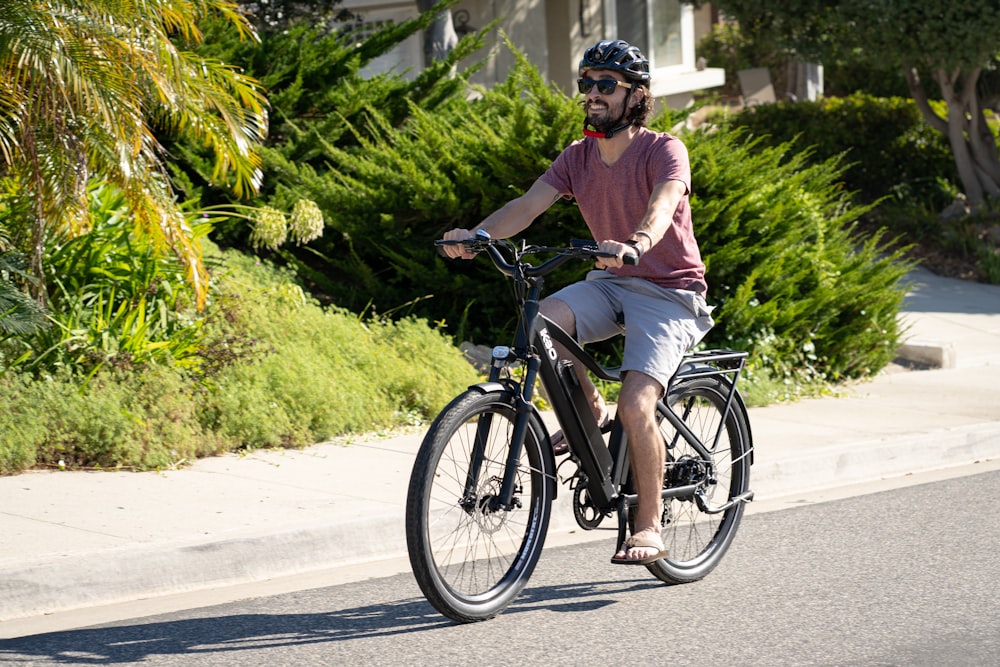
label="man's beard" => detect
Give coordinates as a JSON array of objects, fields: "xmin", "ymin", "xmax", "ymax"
[{"xmin": 585, "ymin": 98, "xmax": 628, "ymax": 132}]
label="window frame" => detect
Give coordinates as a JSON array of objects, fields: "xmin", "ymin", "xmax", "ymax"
[{"xmin": 604, "ymin": 0, "xmax": 697, "ymax": 74}]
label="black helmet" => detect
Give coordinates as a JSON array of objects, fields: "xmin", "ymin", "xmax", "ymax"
[{"xmin": 579, "ymin": 39, "xmax": 650, "ymax": 85}]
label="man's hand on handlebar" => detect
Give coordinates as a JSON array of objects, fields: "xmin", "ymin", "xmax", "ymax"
[
  {"xmin": 441, "ymin": 228, "xmax": 480, "ymax": 260},
  {"xmin": 594, "ymin": 239, "xmax": 640, "ymax": 269}
]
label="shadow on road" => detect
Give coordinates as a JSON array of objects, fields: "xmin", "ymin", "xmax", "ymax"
[{"xmin": 0, "ymin": 577, "xmax": 660, "ymax": 663}]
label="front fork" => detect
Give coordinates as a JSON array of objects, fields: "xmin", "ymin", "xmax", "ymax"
[{"xmin": 461, "ymin": 346, "xmax": 541, "ymax": 513}]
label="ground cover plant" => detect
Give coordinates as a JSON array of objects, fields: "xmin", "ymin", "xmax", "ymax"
[{"xmin": 0, "ymin": 233, "xmax": 478, "ymax": 474}]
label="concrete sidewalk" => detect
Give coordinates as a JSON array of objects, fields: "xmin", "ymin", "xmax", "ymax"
[{"xmin": 1, "ymin": 267, "xmax": 998, "ymax": 624}]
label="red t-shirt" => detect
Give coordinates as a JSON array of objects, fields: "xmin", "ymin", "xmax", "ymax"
[{"xmin": 539, "ymin": 128, "xmax": 707, "ymax": 294}]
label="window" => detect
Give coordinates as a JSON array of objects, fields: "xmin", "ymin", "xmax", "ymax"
[
  {"xmin": 614, "ymin": 0, "xmax": 686, "ymax": 70},
  {"xmin": 340, "ymin": 1, "xmax": 421, "ymax": 80},
  {"xmin": 606, "ymin": 0, "xmax": 722, "ymax": 102}
]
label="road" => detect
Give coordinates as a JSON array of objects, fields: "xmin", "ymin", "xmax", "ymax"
[{"xmin": 2, "ymin": 465, "xmax": 999, "ymax": 666}]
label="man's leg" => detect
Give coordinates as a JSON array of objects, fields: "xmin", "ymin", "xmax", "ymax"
[
  {"xmin": 613, "ymin": 370, "xmax": 666, "ymax": 561},
  {"xmin": 539, "ymin": 297, "xmax": 607, "ymax": 423}
]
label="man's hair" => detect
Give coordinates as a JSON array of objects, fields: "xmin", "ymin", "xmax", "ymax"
[{"xmin": 627, "ymin": 85, "xmax": 655, "ymax": 128}]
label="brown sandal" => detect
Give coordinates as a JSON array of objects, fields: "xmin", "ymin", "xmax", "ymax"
[{"xmin": 611, "ymin": 534, "xmax": 669, "ymax": 565}]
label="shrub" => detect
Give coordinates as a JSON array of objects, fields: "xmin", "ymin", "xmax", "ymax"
[
  {"xmin": 683, "ymin": 129, "xmax": 913, "ymax": 382},
  {"xmin": 0, "ymin": 242, "xmax": 480, "ymax": 474},
  {"xmin": 186, "ymin": 244, "xmax": 480, "ymax": 452},
  {"xmin": 0, "ymin": 372, "xmax": 47, "ymax": 471},
  {"xmin": 3, "ymin": 181, "xmax": 206, "ymax": 376},
  {"xmin": 16, "ymin": 366, "xmax": 218, "ymax": 471},
  {"xmin": 264, "ymin": 48, "xmax": 586, "ymax": 342},
  {"xmin": 194, "ymin": 245, "xmax": 481, "ymax": 450},
  {"xmin": 726, "ymin": 93, "xmax": 956, "ymax": 208},
  {"xmin": 227, "ymin": 41, "xmax": 913, "ymax": 386}
]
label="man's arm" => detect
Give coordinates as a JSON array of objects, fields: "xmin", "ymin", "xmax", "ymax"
[
  {"xmin": 596, "ymin": 179, "xmax": 687, "ymax": 268},
  {"xmin": 442, "ymin": 179, "xmax": 561, "ymax": 259}
]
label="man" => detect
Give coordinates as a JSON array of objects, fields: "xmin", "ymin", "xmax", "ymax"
[{"xmin": 442, "ymin": 39, "xmax": 714, "ymax": 564}]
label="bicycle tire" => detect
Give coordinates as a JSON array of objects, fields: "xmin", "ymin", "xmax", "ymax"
[
  {"xmin": 405, "ymin": 387, "xmax": 555, "ymax": 622},
  {"xmin": 641, "ymin": 374, "xmax": 752, "ymax": 584}
]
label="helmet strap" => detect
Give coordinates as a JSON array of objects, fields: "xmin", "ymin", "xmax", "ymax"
[{"xmin": 583, "ymin": 121, "xmax": 632, "ymax": 139}]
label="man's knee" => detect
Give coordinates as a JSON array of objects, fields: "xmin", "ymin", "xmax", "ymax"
[
  {"xmin": 618, "ymin": 372, "xmax": 664, "ymax": 423},
  {"xmin": 540, "ymin": 297, "xmax": 576, "ymax": 335}
]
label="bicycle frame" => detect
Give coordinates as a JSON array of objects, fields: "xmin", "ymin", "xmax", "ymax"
[
  {"xmin": 538, "ymin": 315, "xmax": 753, "ymax": 516},
  {"xmin": 461, "ymin": 240, "xmax": 751, "ymax": 530}
]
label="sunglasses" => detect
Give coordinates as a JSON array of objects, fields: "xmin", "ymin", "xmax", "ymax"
[{"xmin": 577, "ymin": 77, "xmax": 632, "ymax": 95}]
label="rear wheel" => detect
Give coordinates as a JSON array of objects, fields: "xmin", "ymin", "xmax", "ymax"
[
  {"xmin": 405, "ymin": 388, "xmax": 554, "ymax": 622},
  {"xmin": 642, "ymin": 375, "xmax": 752, "ymax": 584}
]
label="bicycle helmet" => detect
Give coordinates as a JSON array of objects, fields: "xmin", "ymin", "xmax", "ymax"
[
  {"xmin": 578, "ymin": 39, "xmax": 650, "ymax": 86},
  {"xmin": 578, "ymin": 39, "xmax": 650, "ymax": 139}
]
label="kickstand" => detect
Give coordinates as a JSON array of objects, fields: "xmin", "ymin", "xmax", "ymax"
[{"xmin": 615, "ymin": 495, "xmax": 632, "ymax": 547}]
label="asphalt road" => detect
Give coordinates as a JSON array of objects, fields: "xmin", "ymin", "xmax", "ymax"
[{"xmin": 3, "ymin": 466, "xmax": 999, "ymax": 666}]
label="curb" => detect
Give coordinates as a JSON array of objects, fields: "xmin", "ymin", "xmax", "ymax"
[
  {"xmin": 4, "ymin": 419, "xmax": 1000, "ymax": 622},
  {"xmin": 896, "ymin": 341, "xmax": 956, "ymax": 369}
]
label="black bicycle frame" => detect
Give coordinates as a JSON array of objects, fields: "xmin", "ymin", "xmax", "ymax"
[{"xmin": 461, "ymin": 246, "xmax": 749, "ymax": 520}]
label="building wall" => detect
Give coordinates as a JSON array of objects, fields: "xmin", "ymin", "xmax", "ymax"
[
  {"xmin": 461, "ymin": 0, "xmax": 723, "ymax": 107},
  {"xmin": 345, "ymin": 0, "xmax": 723, "ymax": 108},
  {"xmin": 453, "ymin": 0, "xmax": 550, "ymax": 87}
]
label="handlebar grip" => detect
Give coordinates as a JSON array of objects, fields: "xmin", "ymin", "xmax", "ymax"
[{"xmin": 622, "ymin": 251, "xmax": 639, "ymax": 266}]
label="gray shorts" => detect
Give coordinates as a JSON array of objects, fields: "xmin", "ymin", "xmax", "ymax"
[{"xmin": 549, "ymin": 271, "xmax": 715, "ymax": 391}]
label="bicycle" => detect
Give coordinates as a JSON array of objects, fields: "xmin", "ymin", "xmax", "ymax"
[{"xmin": 405, "ymin": 232, "xmax": 755, "ymax": 623}]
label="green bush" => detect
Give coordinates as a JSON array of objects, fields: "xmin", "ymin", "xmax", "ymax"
[
  {"xmin": 30, "ymin": 366, "xmax": 221, "ymax": 470},
  {"xmin": 224, "ymin": 41, "xmax": 912, "ymax": 387},
  {"xmin": 262, "ymin": 47, "xmax": 586, "ymax": 342},
  {"xmin": 200, "ymin": 248, "xmax": 478, "ymax": 449},
  {"xmin": 0, "ymin": 372, "xmax": 47, "ymax": 471},
  {"xmin": 3, "ymin": 181, "xmax": 206, "ymax": 375},
  {"xmin": 203, "ymin": 247, "xmax": 479, "ymax": 449},
  {"xmin": 684, "ymin": 129, "xmax": 913, "ymax": 383},
  {"xmin": 726, "ymin": 93, "xmax": 956, "ymax": 207},
  {"xmin": 0, "ymin": 242, "xmax": 480, "ymax": 474}
]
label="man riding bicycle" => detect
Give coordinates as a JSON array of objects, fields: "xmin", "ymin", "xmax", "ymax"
[{"xmin": 442, "ymin": 39, "xmax": 714, "ymax": 565}]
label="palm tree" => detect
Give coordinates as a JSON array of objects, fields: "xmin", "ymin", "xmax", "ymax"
[
  {"xmin": 0, "ymin": 0, "xmax": 268, "ymax": 308},
  {"xmin": 0, "ymin": 250, "xmax": 48, "ymax": 338}
]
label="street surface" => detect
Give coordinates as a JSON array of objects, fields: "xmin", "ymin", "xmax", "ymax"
[{"xmin": 2, "ymin": 463, "xmax": 999, "ymax": 666}]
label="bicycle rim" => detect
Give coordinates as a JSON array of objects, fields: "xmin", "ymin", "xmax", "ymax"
[
  {"xmin": 644, "ymin": 376, "xmax": 751, "ymax": 583},
  {"xmin": 405, "ymin": 389, "xmax": 554, "ymax": 622}
]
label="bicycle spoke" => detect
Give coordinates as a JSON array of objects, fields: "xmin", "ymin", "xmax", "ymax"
[
  {"xmin": 641, "ymin": 375, "xmax": 751, "ymax": 583},
  {"xmin": 407, "ymin": 390, "xmax": 554, "ymax": 621}
]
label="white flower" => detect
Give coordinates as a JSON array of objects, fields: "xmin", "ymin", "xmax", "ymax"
[
  {"xmin": 288, "ymin": 199, "xmax": 324, "ymax": 245},
  {"xmin": 249, "ymin": 206, "xmax": 288, "ymax": 250}
]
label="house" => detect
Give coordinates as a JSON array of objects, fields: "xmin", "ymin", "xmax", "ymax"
[{"xmin": 342, "ymin": 0, "xmax": 725, "ymax": 108}]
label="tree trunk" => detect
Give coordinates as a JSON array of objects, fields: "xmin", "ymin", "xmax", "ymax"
[
  {"xmin": 910, "ymin": 65, "xmax": 1000, "ymax": 210},
  {"xmin": 962, "ymin": 68, "xmax": 1000, "ymax": 194},
  {"xmin": 934, "ymin": 70, "xmax": 983, "ymax": 207}
]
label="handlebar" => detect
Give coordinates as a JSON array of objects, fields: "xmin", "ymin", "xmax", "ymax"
[{"xmin": 435, "ymin": 232, "xmax": 638, "ymax": 279}]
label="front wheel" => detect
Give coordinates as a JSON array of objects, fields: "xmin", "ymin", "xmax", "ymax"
[
  {"xmin": 405, "ymin": 388, "xmax": 555, "ymax": 623},
  {"xmin": 643, "ymin": 374, "xmax": 752, "ymax": 584}
]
